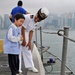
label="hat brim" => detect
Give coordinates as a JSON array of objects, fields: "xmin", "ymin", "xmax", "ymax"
[{"xmin": 37, "ymin": 8, "xmax": 46, "ymax": 20}]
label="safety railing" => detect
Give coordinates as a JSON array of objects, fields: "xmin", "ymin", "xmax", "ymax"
[{"xmin": 35, "ymin": 26, "xmax": 75, "ymax": 75}]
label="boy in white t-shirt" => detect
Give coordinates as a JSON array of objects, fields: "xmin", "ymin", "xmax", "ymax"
[{"xmin": 19, "ymin": 7, "xmax": 49, "ymax": 73}]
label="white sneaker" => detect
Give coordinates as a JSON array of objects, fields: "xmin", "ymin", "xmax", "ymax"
[
  {"xmin": 19, "ymin": 72, "xmax": 23, "ymax": 75},
  {"xmin": 16, "ymin": 74, "xmax": 19, "ymax": 75},
  {"xmin": 28, "ymin": 67, "xmax": 38, "ymax": 73},
  {"xmin": 19, "ymin": 70, "xmax": 23, "ymax": 75},
  {"xmin": 19, "ymin": 70, "xmax": 22, "ymax": 73}
]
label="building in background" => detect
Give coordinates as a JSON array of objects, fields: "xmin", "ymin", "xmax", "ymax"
[
  {"xmin": 4, "ymin": 14, "xmax": 11, "ymax": 29},
  {"xmin": 0, "ymin": 13, "xmax": 75, "ymax": 30},
  {"xmin": 0, "ymin": 16, "xmax": 3, "ymax": 29}
]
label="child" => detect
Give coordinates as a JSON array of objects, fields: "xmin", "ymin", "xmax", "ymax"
[
  {"xmin": 19, "ymin": 7, "xmax": 49, "ymax": 73},
  {"xmin": 3, "ymin": 13, "xmax": 25, "ymax": 75}
]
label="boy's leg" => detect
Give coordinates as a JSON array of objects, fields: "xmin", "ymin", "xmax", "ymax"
[
  {"xmin": 8, "ymin": 54, "xmax": 17, "ymax": 75},
  {"xmin": 8, "ymin": 54, "xmax": 19, "ymax": 75},
  {"xmin": 19, "ymin": 46, "xmax": 22, "ymax": 73},
  {"xmin": 15, "ymin": 55, "xmax": 19, "ymax": 74},
  {"xmin": 22, "ymin": 46, "xmax": 38, "ymax": 73},
  {"xmin": 22, "ymin": 47, "xmax": 34, "ymax": 68}
]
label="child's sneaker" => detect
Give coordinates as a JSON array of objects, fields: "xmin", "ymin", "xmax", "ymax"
[
  {"xmin": 16, "ymin": 74, "xmax": 19, "ymax": 75},
  {"xmin": 19, "ymin": 73, "xmax": 23, "ymax": 75},
  {"xmin": 28, "ymin": 67, "xmax": 38, "ymax": 73}
]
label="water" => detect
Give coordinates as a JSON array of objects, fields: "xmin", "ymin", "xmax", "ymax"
[
  {"xmin": 1, "ymin": 29, "xmax": 75, "ymax": 74},
  {"xmin": 33, "ymin": 29, "xmax": 75, "ymax": 74}
]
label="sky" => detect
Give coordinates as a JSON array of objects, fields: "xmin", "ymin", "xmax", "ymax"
[{"xmin": 0, "ymin": 0, "xmax": 75, "ymax": 16}]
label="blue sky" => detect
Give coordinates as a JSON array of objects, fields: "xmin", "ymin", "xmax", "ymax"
[{"xmin": 0, "ymin": 0, "xmax": 75, "ymax": 16}]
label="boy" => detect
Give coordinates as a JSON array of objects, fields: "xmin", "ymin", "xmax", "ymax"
[
  {"xmin": 3, "ymin": 13, "xmax": 25, "ymax": 75},
  {"xmin": 19, "ymin": 7, "xmax": 49, "ymax": 73}
]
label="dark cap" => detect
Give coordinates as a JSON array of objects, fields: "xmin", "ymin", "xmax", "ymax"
[{"xmin": 37, "ymin": 7, "xmax": 49, "ymax": 20}]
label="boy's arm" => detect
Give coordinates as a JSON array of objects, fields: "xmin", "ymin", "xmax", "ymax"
[
  {"xmin": 26, "ymin": 30, "xmax": 33, "ymax": 49},
  {"xmin": 8, "ymin": 28, "xmax": 21, "ymax": 42},
  {"xmin": 29, "ymin": 30, "xmax": 33, "ymax": 43},
  {"xmin": 21, "ymin": 26, "xmax": 26, "ymax": 46}
]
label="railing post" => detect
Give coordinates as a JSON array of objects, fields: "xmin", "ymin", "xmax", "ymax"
[
  {"xmin": 40, "ymin": 27, "xmax": 43, "ymax": 62},
  {"xmin": 60, "ymin": 27, "xmax": 69, "ymax": 75}
]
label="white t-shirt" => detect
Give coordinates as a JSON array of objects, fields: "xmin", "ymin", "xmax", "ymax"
[{"xmin": 22, "ymin": 14, "xmax": 36, "ymax": 32}]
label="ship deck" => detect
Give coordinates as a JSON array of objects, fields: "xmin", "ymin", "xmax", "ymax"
[
  {"xmin": 0, "ymin": 40, "xmax": 74, "ymax": 75},
  {"xmin": 0, "ymin": 42, "xmax": 45, "ymax": 75}
]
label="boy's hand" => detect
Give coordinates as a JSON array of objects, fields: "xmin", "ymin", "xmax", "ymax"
[
  {"xmin": 26, "ymin": 42, "xmax": 31, "ymax": 50},
  {"xmin": 21, "ymin": 41, "xmax": 26, "ymax": 46},
  {"xmin": 20, "ymin": 36, "xmax": 23, "ymax": 41},
  {"xmin": 21, "ymin": 35, "xmax": 26, "ymax": 46}
]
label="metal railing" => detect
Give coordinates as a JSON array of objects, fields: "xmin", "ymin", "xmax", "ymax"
[{"xmin": 35, "ymin": 26, "xmax": 75, "ymax": 75}]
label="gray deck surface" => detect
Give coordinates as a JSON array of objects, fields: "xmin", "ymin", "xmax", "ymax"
[
  {"xmin": 0, "ymin": 53, "xmax": 27, "ymax": 75},
  {"xmin": 0, "ymin": 44, "xmax": 45, "ymax": 75}
]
